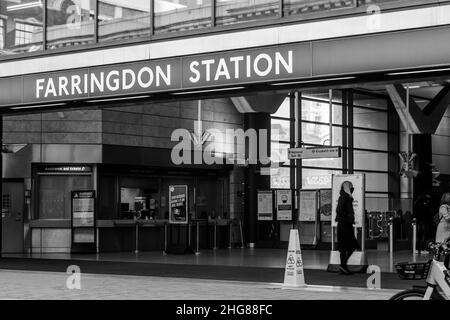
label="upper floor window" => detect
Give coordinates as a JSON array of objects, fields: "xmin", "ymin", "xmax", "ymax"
[
  {"xmin": 98, "ymin": 0, "xmax": 151, "ymax": 42},
  {"xmin": 154, "ymin": 0, "xmax": 212, "ymax": 34},
  {"xmin": 0, "ymin": 0, "xmax": 43, "ymax": 55},
  {"xmin": 46, "ymin": 0, "xmax": 95, "ymax": 50},
  {"xmin": 215, "ymin": 0, "xmax": 279, "ymax": 26}
]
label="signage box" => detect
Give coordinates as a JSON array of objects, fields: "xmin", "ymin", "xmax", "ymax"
[
  {"xmin": 276, "ymin": 189, "xmax": 293, "ymax": 221},
  {"xmin": 71, "ymin": 190, "xmax": 96, "ymax": 252},
  {"xmin": 299, "ymin": 190, "xmax": 318, "ymax": 222},
  {"xmin": 169, "ymin": 185, "xmax": 189, "ymax": 224},
  {"xmin": 257, "ymin": 190, "xmax": 273, "ymax": 221},
  {"xmin": 288, "ymin": 146, "xmax": 341, "ymax": 160},
  {"xmin": 331, "ymin": 174, "xmax": 365, "ymax": 228}
]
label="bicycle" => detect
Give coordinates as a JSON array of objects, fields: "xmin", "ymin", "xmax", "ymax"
[{"xmin": 390, "ymin": 240, "xmax": 450, "ymax": 300}]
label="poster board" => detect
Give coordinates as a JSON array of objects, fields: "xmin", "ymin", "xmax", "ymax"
[
  {"xmin": 299, "ymin": 190, "xmax": 317, "ymax": 222},
  {"xmin": 71, "ymin": 190, "xmax": 95, "ymax": 244},
  {"xmin": 169, "ymin": 185, "xmax": 189, "ymax": 224},
  {"xmin": 319, "ymin": 189, "xmax": 332, "ymax": 222},
  {"xmin": 331, "ymin": 174, "xmax": 365, "ymax": 228},
  {"xmin": 257, "ymin": 190, "xmax": 273, "ymax": 221},
  {"xmin": 276, "ymin": 189, "xmax": 292, "ymax": 221}
]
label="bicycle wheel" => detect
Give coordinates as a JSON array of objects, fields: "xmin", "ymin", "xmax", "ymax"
[{"xmin": 390, "ymin": 288, "xmax": 426, "ymax": 300}]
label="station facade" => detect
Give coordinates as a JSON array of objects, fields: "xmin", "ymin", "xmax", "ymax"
[{"xmin": 0, "ymin": 0, "xmax": 449, "ymax": 255}]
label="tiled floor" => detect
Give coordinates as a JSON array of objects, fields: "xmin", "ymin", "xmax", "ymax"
[
  {"xmin": 5, "ymin": 248, "xmax": 432, "ymax": 273},
  {"xmin": 0, "ymin": 269, "xmax": 400, "ymax": 300}
]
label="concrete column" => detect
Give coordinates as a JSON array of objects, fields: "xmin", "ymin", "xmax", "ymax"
[{"xmin": 244, "ymin": 112, "xmax": 271, "ymax": 247}]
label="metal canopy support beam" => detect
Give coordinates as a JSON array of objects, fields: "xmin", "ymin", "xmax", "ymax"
[
  {"xmin": 386, "ymin": 84, "xmax": 450, "ymax": 134},
  {"xmin": 230, "ymin": 93, "xmax": 287, "ymax": 114}
]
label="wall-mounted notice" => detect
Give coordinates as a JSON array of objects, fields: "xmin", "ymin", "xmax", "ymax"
[
  {"xmin": 276, "ymin": 190, "xmax": 292, "ymax": 221},
  {"xmin": 299, "ymin": 190, "xmax": 317, "ymax": 222},
  {"xmin": 169, "ymin": 185, "xmax": 189, "ymax": 224},
  {"xmin": 71, "ymin": 190, "xmax": 95, "ymax": 243},
  {"xmin": 331, "ymin": 174, "xmax": 365, "ymax": 228},
  {"xmin": 319, "ymin": 189, "xmax": 332, "ymax": 222},
  {"xmin": 257, "ymin": 190, "xmax": 273, "ymax": 221}
]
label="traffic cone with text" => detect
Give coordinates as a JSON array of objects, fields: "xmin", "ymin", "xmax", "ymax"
[{"xmin": 283, "ymin": 229, "xmax": 306, "ymax": 287}]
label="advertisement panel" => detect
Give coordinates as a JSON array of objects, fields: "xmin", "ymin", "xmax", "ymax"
[
  {"xmin": 257, "ymin": 190, "xmax": 273, "ymax": 221},
  {"xmin": 169, "ymin": 185, "xmax": 189, "ymax": 224},
  {"xmin": 331, "ymin": 174, "xmax": 365, "ymax": 228},
  {"xmin": 299, "ymin": 190, "xmax": 317, "ymax": 222},
  {"xmin": 276, "ymin": 190, "xmax": 292, "ymax": 221},
  {"xmin": 319, "ymin": 189, "xmax": 332, "ymax": 222}
]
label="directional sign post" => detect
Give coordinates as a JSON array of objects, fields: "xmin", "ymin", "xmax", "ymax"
[{"xmin": 288, "ymin": 146, "xmax": 341, "ymax": 160}]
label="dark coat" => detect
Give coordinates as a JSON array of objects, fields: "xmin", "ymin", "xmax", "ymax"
[
  {"xmin": 335, "ymin": 189, "xmax": 355, "ymax": 225},
  {"xmin": 335, "ymin": 189, "xmax": 359, "ymax": 252}
]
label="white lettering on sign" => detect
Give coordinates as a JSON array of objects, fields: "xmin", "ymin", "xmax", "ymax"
[
  {"xmin": 288, "ymin": 147, "xmax": 341, "ymax": 160},
  {"xmin": 35, "ymin": 65, "xmax": 172, "ymax": 99},
  {"xmin": 187, "ymin": 50, "xmax": 293, "ymax": 84}
]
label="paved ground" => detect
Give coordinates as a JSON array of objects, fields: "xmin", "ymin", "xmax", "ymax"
[{"xmin": 0, "ymin": 269, "xmax": 400, "ymax": 300}]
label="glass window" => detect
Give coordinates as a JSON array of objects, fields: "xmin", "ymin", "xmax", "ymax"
[
  {"xmin": 271, "ymin": 142, "xmax": 289, "ymax": 164},
  {"xmin": 353, "ymin": 128, "xmax": 387, "ymax": 151},
  {"xmin": 353, "ymin": 107, "xmax": 388, "ymax": 130},
  {"xmin": 154, "ymin": 0, "xmax": 212, "ymax": 34},
  {"xmin": 216, "ymin": 0, "xmax": 279, "ymax": 26},
  {"xmin": 46, "ymin": 0, "xmax": 95, "ymax": 50},
  {"xmin": 302, "ymin": 168, "xmax": 341, "ymax": 189},
  {"xmin": 284, "ymin": 0, "xmax": 355, "ymax": 17},
  {"xmin": 363, "ymin": 172, "xmax": 388, "ymax": 193},
  {"xmin": 302, "ymin": 123, "xmax": 342, "ymax": 146},
  {"xmin": 98, "ymin": 0, "xmax": 151, "ymax": 43},
  {"xmin": 0, "ymin": 0, "xmax": 43, "ymax": 55},
  {"xmin": 38, "ymin": 175, "xmax": 93, "ymax": 219},
  {"xmin": 272, "ymin": 118, "xmax": 290, "ymax": 142},
  {"xmin": 353, "ymin": 93, "xmax": 387, "ymax": 110},
  {"xmin": 302, "ymin": 157, "xmax": 342, "ymax": 169},
  {"xmin": 271, "ymin": 166, "xmax": 290, "ymax": 189},
  {"xmin": 354, "ymin": 150, "xmax": 388, "ymax": 171},
  {"xmin": 302, "ymin": 99, "xmax": 342, "ymax": 125}
]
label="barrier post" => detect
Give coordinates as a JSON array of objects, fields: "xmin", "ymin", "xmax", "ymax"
[
  {"xmin": 228, "ymin": 220, "xmax": 232, "ymax": 249},
  {"xmin": 239, "ymin": 219, "xmax": 245, "ymax": 249},
  {"xmin": 164, "ymin": 223, "xmax": 168, "ymax": 254},
  {"xmin": 213, "ymin": 220, "xmax": 217, "ymax": 250},
  {"xmin": 134, "ymin": 222, "xmax": 139, "ymax": 254},
  {"xmin": 388, "ymin": 216, "xmax": 394, "ymax": 255},
  {"xmin": 195, "ymin": 221, "xmax": 200, "ymax": 255},
  {"xmin": 412, "ymin": 218, "xmax": 417, "ymax": 261}
]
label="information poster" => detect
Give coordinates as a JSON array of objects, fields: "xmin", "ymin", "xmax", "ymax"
[
  {"xmin": 71, "ymin": 191, "xmax": 95, "ymax": 243},
  {"xmin": 331, "ymin": 174, "xmax": 365, "ymax": 228},
  {"xmin": 299, "ymin": 190, "xmax": 317, "ymax": 222},
  {"xmin": 169, "ymin": 185, "xmax": 189, "ymax": 224},
  {"xmin": 257, "ymin": 190, "xmax": 273, "ymax": 221},
  {"xmin": 319, "ymin": 189, "xmax": 332, "ymax": 222},
  {"xmin": 276, "ymin": 190, "xmax": 292, "ymax": 221}
]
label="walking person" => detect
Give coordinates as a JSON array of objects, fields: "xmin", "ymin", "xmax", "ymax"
[
  {"xmin": 335, "ymin": 181, "xmax": 360, "ymax": 275},
  {"xmin": 435, "ymin": 193, "xmax": 450, "ymax": 243}
]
